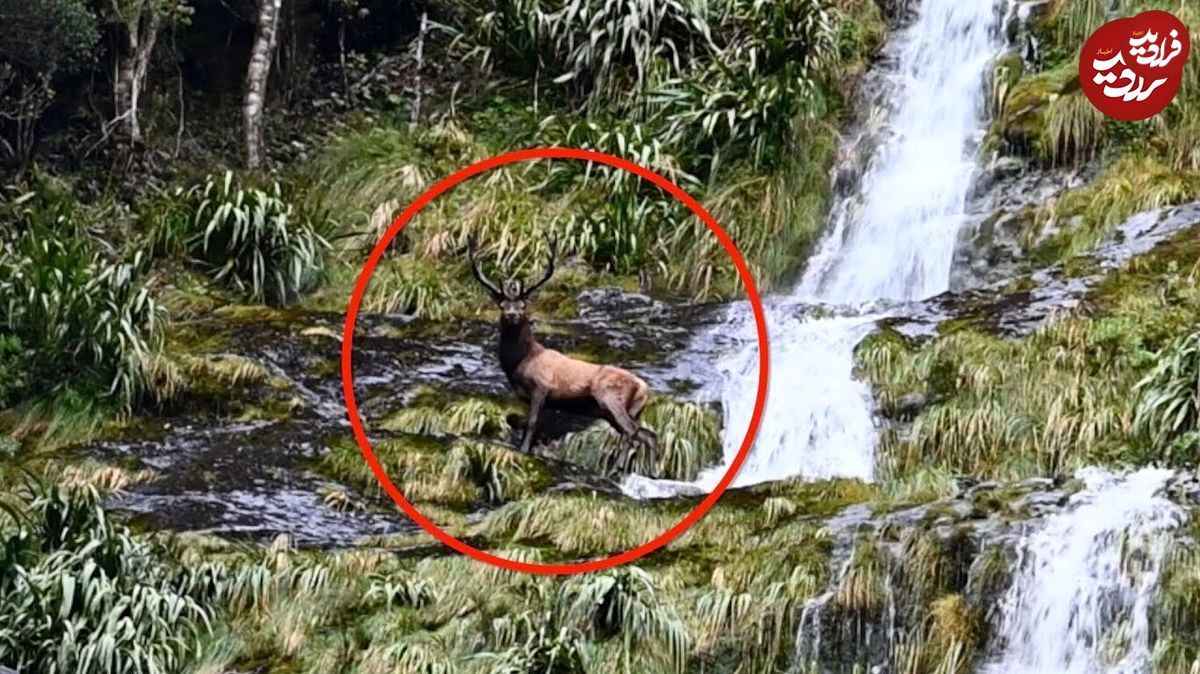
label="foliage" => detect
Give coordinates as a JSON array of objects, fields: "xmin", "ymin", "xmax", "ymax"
[
  {"xmin": 0, "ymin": 478, "xmax": 209, "ymax": 672},
  {"xmin": 858, "ymin": 232, "xmax": 1200, "ymax": 481},
  {"xmin": 361, "ymin": 257, "xmax": 474, "ymax": 319},
  {"xmin": 1132, "ymin": 329, "xmax": 1200, "ymax": 464},
  {"xmin": 0, "ymin": 188, "xmax": 166, "ymax": 410},
  {"xmin": 154, "ymin": 172, "xmax": 333, "ymax": 307},
  {"xmin": 0, "ymin": 0, "xmax": 98, "ymax": 76},
  {"xmin": 1153, "ymin": 541, "xmax": 1200, "ymax": 674},
  {"xmin": 558, "ymin": 398, "xmax": 722, "ymax": 480},
  {"xmin": 655, "ymin": 0, "xmax": 837, "ymax": 172},
  {"xmin": 454, "ymin": 0, "xmax": 840, "ymax": 178},
  {"xmin": 0, "ymin": 335, "xmax": 25, "ymax": 409},
  {"xmin": 321, "ymin": 433, "xmax": 551, "ymax": 510},
  {"xmin": 1029, "ymin": 156, "xmax": 1200, "ymax": 262},
  {"xmin": 0, "ymin": 0, "xmax": 99, "ymax": 160}
]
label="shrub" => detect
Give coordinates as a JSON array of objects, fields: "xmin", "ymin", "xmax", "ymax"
[
  {"xmin": 1133, "ymin": 329, "xmax": 1200, "ymax": 465},
  {"xmin": 0, "ymin": 478, "xmax": 210, "ymax": 672},
  {"xmin": 0, "ymin": 335, "xmax": 25, "ymax": 409},
  {"xmin": 154, "ymin": 172, "xmax": 333, "ymax": 306},
  {"xmin": 0, "ymin": 202, "xmax": 165, "ymax": 409},
  {"xmin": 655, "ymin": 0, "xmax": 837, "ymax": 173},
  {"xmin": 557, "ymin": 398, "xmax": 722, "ymax": 480}
]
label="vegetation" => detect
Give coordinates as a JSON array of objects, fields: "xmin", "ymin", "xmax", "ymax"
[
  {"xmin": 0, "ymin": 182, "xmax": 166, "ymax": 415},
  {"xmin": 985, "ymin": 1, "xmax": 1200, "ymax": 261},
  {"xmin": 150, "ymin": 172, "xmax": 334, "ymax": 307},
  {"xmin": 0, "ymin": 478, "xmax": 209, "ymax": 671},
  {"xmin": 858, "ymin": 228, "xmax": 1200, "ymax": 482},
  {"xmin": 3, "ymin": 0, "xmax": 1200, "ymax": 673}
]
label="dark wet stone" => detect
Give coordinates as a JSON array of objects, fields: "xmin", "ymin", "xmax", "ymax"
[
  {"xmin": 894, "ymin": 392, "xmax": 927, "ymax": 419},
  {"xmin": 889, "ymin": 202, "xmax": 1200, "ymax": 341},
  {"xmin": 575, "ymin": 287, "xmax": 660, "ymax": 317}
]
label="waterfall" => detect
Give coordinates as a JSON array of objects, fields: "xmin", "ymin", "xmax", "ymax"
[
  {"xmin": 622, "ymin": 0, "xmax": 1007, "ymax": 497},
  {"xmin": 980, "ymin": 467, "xmax": 1185, "ymax": 674}
]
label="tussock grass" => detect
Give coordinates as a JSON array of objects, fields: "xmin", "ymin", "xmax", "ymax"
[
  {"xmin": 58, "ymin": 462, "xmax": 157, "ymax": 492},
  {"xmin": 360, "ymin": 257, "xmax": 474, "ymax": 320},
  {"xmin": 152, "ymin": 171, "xmax": 334, "ymax": 307},
  {"xmin": 833, "ymin": 536, "xmax": 889, "ymax": 614},
  {"xmin": 859, "ymin": 230, "xmax": 1200, "ymax": 482},
  {"xmin": 693, "ymin": 541, "xmax": 828, "ymax": 670},
  {"xmin": 1132, "ymin": 328, "xmax": 1200, "ymax": 465},
  {"xmin": 380, "ymin": 393, "xmax": 520, "ymax": 438},
  {"xmin": 557, "ymin": 398, "xmax": 722, "ymax": 480},
  {"xmin": 320, "ymin": 435, "xmax": 550, "ymax": 509},
  {"xmin": 1153, "ymin": 540, "xmax": 1200, "ymax": 674},
  {"xmin": 180, "ymin": 534, "xmax": 697, "ymax": 674},
  {"xmin": 893, "ymin": 594, "xmax": 981, "ymax": 674},
  {"xmin": 1030, "ymin": 156, "xmax": 1200, "ymax": 261},
  {"xmin": 1044, "ymin": 90, "xmax": 1105, "ymax": 166}
]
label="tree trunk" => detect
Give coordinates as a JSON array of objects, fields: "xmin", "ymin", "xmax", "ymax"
[
  {"xmin": 114, "ymin": 8, "xmax": 161, "ymax": 147},
  {"xmin": 245, "ymin": 0, "xmax": 282, "ymax": 170},
  {"xmin": 409, "ymin": 11, "xmax": 427, "ymax": 130}
]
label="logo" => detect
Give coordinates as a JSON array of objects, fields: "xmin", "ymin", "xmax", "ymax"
[{"xmin": 1079, "ymin": 10, "xmax": 1191, "ymax": 121}]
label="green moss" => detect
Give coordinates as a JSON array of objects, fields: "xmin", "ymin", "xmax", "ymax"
[
  {"xmin": 991, "ymin": 63, "xmax": 1079, "ymax": 161},
  {"xmin": 1033, "ymin": 156, "xmax": 1200, "ymax": 263},
  {"xmin": 717, "ymin": 478, "xmax": 878, "ymax": 519},
  {"xmin": 999, "ymin": 276, "xmax": 1037, "ymax": 295}
]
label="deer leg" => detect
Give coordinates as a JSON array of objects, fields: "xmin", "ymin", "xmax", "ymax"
[
  {"xmin": 602, "ymin": 395, "xmax": 645, "ymax": 475},
  {"xmin": 519, "ymin": 388, "xmax": 547, "ymax": 455},
  {"xmin": 620, "ymin": 387, "xmax": 657, "ymax": 473},
  {"xmin": 633, "ymin": 428, "xmax": 659, "ymax": 473},
  {"xmin": 603, "ymin": 436, "xmax": 632, "ymax": 479}
]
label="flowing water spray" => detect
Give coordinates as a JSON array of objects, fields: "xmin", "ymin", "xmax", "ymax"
[
  {"xmin": 981, "ymin": 467, "xmax": 1185, "ymax": 674},
  {"xmin": 622, "ymin": 0, "xmax": 1006, "ymax": 497}
]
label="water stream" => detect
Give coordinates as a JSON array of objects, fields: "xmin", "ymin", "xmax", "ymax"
[
  {"xmin": 981, "ymin": 467, "xmax": 1186, "ymax": 674},
  {"xmin": 622, "ymin": 0, "xmax": 1007, "ymax": 497}
]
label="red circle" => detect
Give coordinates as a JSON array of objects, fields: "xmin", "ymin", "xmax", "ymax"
[{"xmin": 341, "ymin": 147, "xmax": 769, "ymax": 575}]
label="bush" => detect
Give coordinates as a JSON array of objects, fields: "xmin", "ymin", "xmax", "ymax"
[
  {"xmin": 1133, "ymin": 329, "xmax": 1200, "ymax": 465},
  {"xmin": 154, "ymin": 172, "xmax": 333, "ymax": 306},
  {"xmin": 0, "ymin": 195, "xmax": 165, "ymax": 409},
  {"xmin": 0, "ymin": 335, "xmax": 25, "ymax": 409},
  {"xmin": 656, "ymin": 0, "xmax": 836, "ymax": 173},
  {"xmin": 0, "ymin": 478, "xmax": 210, "ymax": 672}
]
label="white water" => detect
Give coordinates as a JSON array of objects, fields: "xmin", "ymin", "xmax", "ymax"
[
  {"xmin": 622, "ymin": 0, "xmax": 1005, "ymax": 497},
  {"xmin": 981, "ymin": 467, "xmax": 1185, "ymax": 674}
]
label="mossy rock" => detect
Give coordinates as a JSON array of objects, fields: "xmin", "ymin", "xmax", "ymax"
[{"xmin": 992, "ymin": 62, "xmax": 1078, "ymax": 160}]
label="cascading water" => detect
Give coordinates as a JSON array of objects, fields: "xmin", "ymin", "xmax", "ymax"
[
  {"xmin": 622, "ymin": 0, "xmax": 1006, "ymax": 497},
  {"xmin": 980, "ymin": 467, "xmax": 1186, "ymax": 674}
]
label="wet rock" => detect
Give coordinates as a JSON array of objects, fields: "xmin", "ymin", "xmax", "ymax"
[
  {"xmin": 1165, "ymin": 471, "xmax": 1200, "ymax": 505},
  {"xmin": 574, "ymin": 287, "xmax": 660, "ymax": 317},
  {"xmin": 82, "ymin": 292, "xmax": 726, "ymax": 547},
  {"xmin": 894, "ymin": 392, "xmax": 927, "ymax": 420},
  {"xmin": 1017, "ymin": 0, "xmax": 1055, "ymax": 23},
  {"xmin": 891, "ymin": 202, "xmax": 1200, "ymax": 341}
]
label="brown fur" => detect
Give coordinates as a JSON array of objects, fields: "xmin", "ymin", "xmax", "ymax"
[{"xmin": 468, "ymin": 235, "xmax": 659, "ymax": 477}]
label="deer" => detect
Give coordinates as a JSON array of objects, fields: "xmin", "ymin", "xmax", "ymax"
[{"xmin": 467, "ymin": 234, "xmax": 659, "ymax": 478}]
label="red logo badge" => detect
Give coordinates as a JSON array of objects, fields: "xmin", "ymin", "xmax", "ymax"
[{"xmin": 1079, "ymin": 10, "xmax": 1191, "ymax": 121}]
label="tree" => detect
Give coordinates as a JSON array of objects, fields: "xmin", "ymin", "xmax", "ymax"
[
  {"xmin": 245, "ymin": 0, "xmax": 282, "ymax": 170},
  {"xmin": 0, "ymin": 0, "xmax": 99, "ymax": 163},
  {"xmin": 107, "ymin": 0, "xmax": 191, "ymax": 148}
]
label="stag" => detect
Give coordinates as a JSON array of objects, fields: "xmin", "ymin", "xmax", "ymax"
[{"xmin": 468, "ymin": 235, "xmax": 659, "ymax": 477}]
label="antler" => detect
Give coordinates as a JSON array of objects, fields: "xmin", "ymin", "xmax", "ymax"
[
  {"xmin": 467, "ymin": 234, "xmax": 506, "ymax": 303},
  {"xmin": 518, "ymin": 234, "xmax": 557, "ymax": 300}
]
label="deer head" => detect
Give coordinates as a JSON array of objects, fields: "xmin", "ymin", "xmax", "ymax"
[{"xmin": 468, "ymin": 234, "xmax": 556, "ymax": 328}]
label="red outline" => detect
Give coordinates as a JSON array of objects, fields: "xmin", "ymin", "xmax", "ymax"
[{"xmin": 341, "ymin": 147, "xmax": 769, "ymax": 575}]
